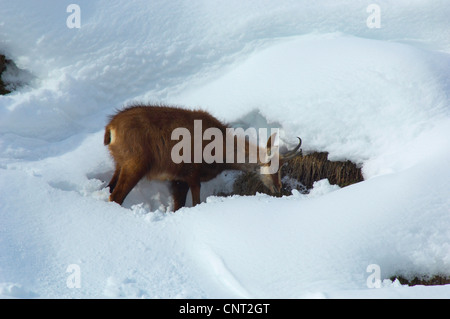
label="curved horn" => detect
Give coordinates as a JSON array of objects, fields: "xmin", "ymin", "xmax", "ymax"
[{"xmin": 280, "ymin": 137, "xmax": 302, "ymax": 161}]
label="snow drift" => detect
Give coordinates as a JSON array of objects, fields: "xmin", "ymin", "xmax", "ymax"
[{"xmin": 0, "ymin": 0, "xmax": 449, "ymax": 298}]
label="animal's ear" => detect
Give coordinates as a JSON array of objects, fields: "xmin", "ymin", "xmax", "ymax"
[{"xmin": 266, "ymin": 132, "xmax": 278, "ymax": 157}]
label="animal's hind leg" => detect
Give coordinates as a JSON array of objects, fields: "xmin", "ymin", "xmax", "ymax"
[
  {"xmin": 109, "ymin": 162, "xmax": 146, "ymax": 205},
  {"xmin": 107, "ymin": 165, "xmax": 121, "ymax": 193},
  {"xmin": 171, "ymin": 180, "xmax": 189, "ymax": 211},
  {"xmin": 188, "ymin": 181, "xmax": 201, "ymax": 208}
]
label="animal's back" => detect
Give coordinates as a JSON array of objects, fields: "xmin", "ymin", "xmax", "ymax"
[
  {"xmin": 104, "ymin": 104, "xmax": 228, "ymax": 178},
  {"xmin": 106, "ymin": 104, "xmax": 225, "ymax": 136}
]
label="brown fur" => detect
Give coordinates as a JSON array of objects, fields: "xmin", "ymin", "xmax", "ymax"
[{"xmin": 104, "ymin": 104, "xmax": 301, "ymax": 211}]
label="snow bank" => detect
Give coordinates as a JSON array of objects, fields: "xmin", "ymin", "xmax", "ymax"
[
  {"xmin": 1, "ymin": 0, "xmax": 449, "ymax": 143},
  {"xmin": 0, "ymin": 0, "xmax": 449, "ymax": 298},
  {"xmin": 170, "ymin": 34, "xmax": 450, "ymax": 178}
]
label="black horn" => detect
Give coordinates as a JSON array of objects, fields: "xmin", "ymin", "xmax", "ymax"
[{"xmin": 281, "ymin": 137, "xmax": 302, "ymax": 161}]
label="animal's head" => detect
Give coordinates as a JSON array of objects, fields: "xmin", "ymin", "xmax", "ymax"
[{"xmin": 258, "ymin": 134, "xmax": 302, "ymax": 194}]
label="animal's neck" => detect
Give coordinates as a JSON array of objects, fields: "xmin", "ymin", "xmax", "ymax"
[{"xmin": 221, "ymin": 136, "xmax": 266, "ymax": 172}]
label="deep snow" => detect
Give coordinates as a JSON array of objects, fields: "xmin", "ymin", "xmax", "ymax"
[{"xmin": 0, "ymin": 0, "xmax": 449, "ymax": 298}]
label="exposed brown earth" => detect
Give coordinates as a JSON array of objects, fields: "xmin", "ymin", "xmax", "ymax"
[
  {"xmin": 231, "ymin": 151, "xmax": 364, "ymax": 196},
  {"xmin": 0, "ymin": 54, "xmax": 11, "ymax": 95},
  {"xmin": 391, "ymin": 275, "xmax": 450, "ymax": 287}
]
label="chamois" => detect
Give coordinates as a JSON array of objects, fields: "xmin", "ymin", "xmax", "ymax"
[{"xmin": 104, "ymin": 105, "xmax": 302, "ymax": 211}]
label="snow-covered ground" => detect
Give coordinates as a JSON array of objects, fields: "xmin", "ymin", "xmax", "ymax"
[{"xmin": 0, "ymin": 0, "xmax": 449, "ymax": 298}]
